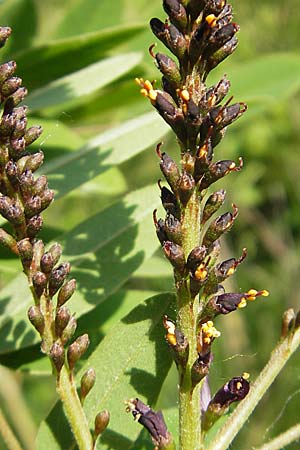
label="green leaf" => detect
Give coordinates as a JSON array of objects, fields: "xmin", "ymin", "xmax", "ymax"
[
  {"xmin": 0, "ymin": 184, "xmax": 161, "ymax": 354},
  {"xmin": 14, "ymin": 24, "xmax": 145, "ymax": 90},
  {"xmin": 35, "ymin": 292, "xmax": 175, "ymax": 450},
  {"xmin": 42, "ymin": 112, "xmax": 168, "ymax": 199},
  {"xmin": 26, "ymin": 52, "xmax": 142, "ymax": 111}
]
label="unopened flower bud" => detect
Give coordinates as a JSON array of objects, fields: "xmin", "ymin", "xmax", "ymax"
[
  {"xmin": 156, "ymin": 145, "xmax": 180, "ymax": 192},
  {"xmin": 0, "ymin": 228, "xmax": 17, "ymax": 252},
  {"xmin": 32, "ymin": 271, "xmax": 47, "ymax": 298},
  {"xmin": 17, "ymin": 238, "xmax": 33, "ymax": 266},
  {"xmin": 24, "ymin": 151, "xmax": 44, "ymax": 172},
  {"xmin": 50, "ymin": 342, "xmax": 65, "ymax": 374},
  {"xmin": 202, "ymin": 204, "xmax": 238, "ymax": 246},
  {"xmin": 57, "ymin": 279, "xmax": 77, "ymax": 307},
  {"xmin": 41, "ymin": 244, "xmax": 61, "ymax": 274},
  {"xmin": 26, "ymin": 214, "xmax": 43, "ymax": 238},
  {"xmin": 0, "ymin": 27, "xmax": 12, "ymax": 47},
  {"xmin": 163, "ymin": 241, "xmax": 185, "ymax": 273},
  {"xmin": 163, "ymin": 0, "xmax": 188, "ymax": 31},
  {"xmin": 48, "ymin": 262, "xmax": 70, "ymax": 296},
  {"xmin": 24, "ymin": 195, "xmax": 42, "ymax": 218},
  {"xmin": 1, "ymin": 76, "xmax": 22, "ymax": 97},
  {"xmin": 61, "ymin": 315, "xmax": 77, "ymax": 344},
  {"xmin": 205, "ymin": 36, "xmax": 238, "ymax": 76},
  {"xmin": 177, "ymin": 171, "xmax": 195, "ymax": 205},
  {"xmin": 80, "ymin": 368, "xmax": 96, "ymax": 402},
  {"xmin": 67, "ymin": 334, "xmax": 90, "ymax": 371},
  {"xmin": 191, "ymin": 352, "xmax": 212, "ymax": 388},
  {"xmin": 5, "ymin": 160, "xmax": 19, "ymax": 185},
  {"xmin": 94, "ymin": 410, "xmax": 110, "ymax": 438},
  {"xmin": 34, "ymin": 175, "xmax": 48, "ymax": 194},
  {"xmin": 4, "ymin": 86, "xmax": 27, "ymax": 109},
  {"xmin": 19, "ymin": 169, "xmax": 35, "ymax": 198},
  {"xmin": 201, "ymin": 190, "xmax": 226, "ymax": 224},
  {"xmin": 215, "ymin": 248, "xmax": 247, "ymax": 281},
  {"xmin": 24, "ymin": 125, "xmax": 43, "ymax": 146},
  {"xmin": 159, "ymin": 183, "xmax": 179, "ymax": 217},
  {"xmin": 55, "ymin": 306, "xmax": 71, "ymax": 337},
  {"xmin": 155, "ymin": 53, "xmax": 181, "ymax": 86},
  {"xmin": 0, "ymin": 61, "xmax": 16, "ymax": 84},
  {"xmin": 40, "ymin": 189, "xmax": 54, "ymax": 210},
  {"xmin": 164, "ymin": 214, "xmax": 182, "ymax": 245},
  {"xmin": 11, "ymin": 117, "xmax": 27, "ymax": 140},
  {"xmin": 27, "ymin": 305, "xmax": 45, "ymax": 335},
  {"xmin": 153, "ymin": 210, "xmax": 168, "ymax": 245},
  {"xmin": 187, "ymin": 246, "xmax": 207, "ymax": 272},
  {"xmin": 0, "ymin": 196, "xmax": 24, "ymax": 225}
]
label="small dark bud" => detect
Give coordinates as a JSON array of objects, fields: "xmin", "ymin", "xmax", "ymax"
[
  {"xmin": 155, "ymin": 53, "xmax": 181, "ymax": 86},
  {"xmin": 201, "ymin": 190, "xmax": 226, "ymax": 224},
  {"xmin": 9, "ymin": 137, "xmax": 26, "ymax": 159},
  {"xmin": 281, "ymin": 308, "xmax": 296, "ymax": 338},
  {"xmin": 13, "ymin": 105, "xmax": 28, "ymax": 121},
  {"xmin": 1, "ymin": 77, "xmax": 22, "ymax": 97},
  {"xmin": 202, "ymin": 374, "xmax": 250, "ymax": 431},
  {"xmin": 32, "ymin": 271, "xmax": 47, "ymax": 298},
  {"xmin": 0, "ymin": 27, "xmax": 12, "ymax": 47},
  {"xmin": 19, "ymin": 169, "xmax": 35, "ymax": 198},
  {"xmin": 40, "ymin": 189, "xmax": 54, "ymax": 210},
  {"xmin": 41, "ymin": 243, "xmax": 62, "ymax": 273},
  {"xmin": 202, "ymin": 77, "xmax": 231, "ymax": 110},
  {"xmin": 67, "ymin": 334, "xmax": 90, "ymax": 371},
  {"xmin": 24, "ymin": 125, "xmax": 43, "ymax": 146},
  {"xmin": 153, "ymin": 210, "xmax": 168, "ymax": 245},
  {"xmin": 17, "ymin": 238, "xmax": 33, "ymax": 266},
  {"xmin": 181, "ymin": 152, "xmax": 195, "ymax": 174},
  {"xmin": 11, "ymin": 116, "xmax": 27, "ymax": 139},
  {"xmin": 24, "ymin": 151, "xmax": 44, "ymax": 172},
  {"xmin": 0, "ymin": 61, "xmax": 16, "ymax": 84},
  {"xmin": 24, "ymin": 195, "xmax": 42, "ymax": 218},
  {"xmin": 160, "ymin": 184, "xmax": 179, "ymax": 217},
  {"xmin": 210, "ymin": 102, "xmax": 247, "ymax": 129},
  {"xmin": 163, "ymin": 0, "xmax": 188, "ymax": 31},
  {"xmin": 163, "ymin": 241, "xmax": 185, "ymax": 273},
  {"xmin": 155, "ymin": 92, "xmax": 187, "ymax": 143},
  {"xmin": 0, "ymin": 112, "xmax": 16, "ymax": 137},
  {"xmin": 0, "ymin": 228, "xmax": 17, "ymax": 252},
  {"xmin": 201, "ymin": 158, "xmax": 243, "ymax": 189},
  {"xmin": 126, "ymin": 399, "xmax": 173, "ymax": 448},
  {"xmin": 164, "ymin": 214, "xmax": 182, "ymax": 245},
  {"xmin": 50, "ymin": 342, "xmax": 65, "ymax": 374},
  {"xmin": 48, "ymin": 262, "xmax": 71, "ymax": 296},
  {"xmin": 80, "ymin": 368, "xmax": 96, "ymax": 402},
  {"xmin": 0, "ymin": 196, "xmax": 24, "ymax": 225},
  {"xmin": 177, "ymin": 171, "xmax": 195, "ymax": 205},
  {"xmin": 26, "ymin": 214, "xmax": 43, "ymax": 238},
  {"xmin": 27, "ymin": 305, "xmax": 45, "ymax": 334},
  {"xmin": 4, "ymin": 86, "xmax": 27, "ymax": 109},
  {"xmin": 202, "ymin": 204, "xmax": 238, "ymax": 246},
  {"xmin": 5, "ymin": 160, "xmax": 19, "ymax": 185},
  {"xmin": 167, "ymin": 22, "xmax": 187, "ymax": 59},
  {"xmin": 157, "ymin": 146, "xmax": 180, "ymax": 192},
  {"xmin": 205, "ymin": 36, "xmax": 238, "ymax": 75},
  {"xmin": 194, "ymin": 139, "xmax": 214, "ymax": 181},
  {"xmin": 57, "ymin": 279, "xmax": 77, "ymax": 307},
  {"xmin": 208, "ymin": 23, "xmax": 239, "ymax": 53},
  {"xmin": 55, "ymin": 306, "xmax": 71, "ymax": 337},
  {"xmin": 61, "ymin": 315, "xmax": 77, "ymax": 344},
  {"xmin": 94, "ymin": 410, "xmax": 110, "ymax": 438},
  {"xmin": 189, "ymin": 21, "xmax": 210, "ymax": 65},
  {"xmin": 34, "ymin": 175, "xmax": 48, "ymax": 194}
]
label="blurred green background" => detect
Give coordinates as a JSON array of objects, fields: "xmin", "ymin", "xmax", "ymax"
[{"xmin": 0, "ymin": 0, "xmax": 300, "ymax": 449}]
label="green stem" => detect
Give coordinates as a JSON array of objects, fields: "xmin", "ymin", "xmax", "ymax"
[
  {"xmin": 255, "ymin": 424, "xmax": 300, "ymax": 450},
  {"xmin": 0, "ymin": 407, "xmax": 23, "ymax": 450},
  {"xmin": 177, "ymin": 190, "xmax": 202, "ymax": 450},
  {"xmin": 206, "ymin": 326, "xmax": 300, "ymax": 450},
  {"xmin": 57, "ymin": 367, "xmax": 93, "ymax": 450}
]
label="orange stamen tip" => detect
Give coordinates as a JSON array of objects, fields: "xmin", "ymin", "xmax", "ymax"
[
  {"xmin": 149, "ymin": 89, "xmax": 158, "ymax": 101},
  {"xmin": 180, "ymin": 89, "xmax": 190, "ymax": 102},
  {"xmin": 261, "ymin": 290, "xmax": 270, "ymax": 297},
  {"xmin": 206, "ymin": 14, "xmax": 217, "ymax": 27},
  {"xmin": 238, "ymin": 298, "xmax": 247, "ymax": 308},
  {"xmin": 242, "ymin": 372, "xmax": 250, "ymax": 380},
  {"xmin": 166, "ymin": 333, "xmax": 177, "ymax": 346}
]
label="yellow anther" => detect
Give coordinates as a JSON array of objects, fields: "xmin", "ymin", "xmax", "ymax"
[
  {"xmin": 206, "ymin": 14, "xmax": 217, "ymax": 28},
  {"xmin": 140, "ymin": 88, "xmax": 148, "ymax": 97},
  {"xmin": 195, "ymin": 263, "xmax": 208, "ymax": 280},
  {"xmin": 166, "ymin": 333, "xmax": 177, "ymax": 346},
  {"xmin": 236, "ymin": 381, "xmax": 242, "ymax": 390},
  {"xmin": 163, "ymin": 316, "xmax": 176, "ymax": 334},
  {"xmin": 242, "ymin": 372, "xmax": 250, "ymax": 380},
  {"xmin": 144, "ymin": 79, "xmax": 154, "ymax": 91},
  {"xmin": 229, "ymin": 162, "xmax": 236, "ymax": 170},
  {"xmin": 261, "ymin": 290, "xmax": 269, "ymax": 297},
  {"xmin": 238, "ymin": 297, "xmax": 247, "ymax": 308},
  {"xmin": 180, "ymin": 89, "xmax": 190, "ymax": 102},
  {"xmin": 207, "ymin": 94, "xmax": 216, "ymax": 107},
  {"xmin": 201, "ymin": 321, "xmax": 221, "ymax": 342},
  {"xmin": 227, "ymin": 267, "xmax": 235, "ymax": 276},
  {"xmin": 148, "ymin": 89, "xmax": 158, "ymax": 101},
  {"xmin": 247, "ymin": 289, "xmax": 258, "ymax": 296}
]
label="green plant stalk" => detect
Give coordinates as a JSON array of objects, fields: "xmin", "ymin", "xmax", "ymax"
[
  {"xmin": 57, "ymin": 367, "xmax": 93, "ymax": 450},
  {"xmin": 206, "ymin": 326, "xmax": 300, "ymax": 450},
  {"xmin": 255, "ymin": 423, "xmax": 300, "ymax": 450},
  {"xmin": 177, "ymin": 190, "xmax": 202, "ymax": 450}
]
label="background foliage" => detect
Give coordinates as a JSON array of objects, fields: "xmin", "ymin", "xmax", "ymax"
[{"xmin": 0, "ymin": 0, "xmax": 300, "ymax": 448}]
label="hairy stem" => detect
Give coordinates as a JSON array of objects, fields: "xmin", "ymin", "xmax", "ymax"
[
  {"xmin": 177, "ymin": 190, "xmax": 202, "ymax": 450},
  {"xmin": 57, "ymin": 367, "xmax": 93, "ymax": 450},
  {"xmin": 206, "ymin": 326, "xmax": 300, "ymax": 450},
  {"xmin": 255, "ymin": 424, "xmax": 300, "ymax": 450}
]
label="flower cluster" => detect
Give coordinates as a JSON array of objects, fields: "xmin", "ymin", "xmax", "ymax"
[{"xmin": 133, "ymin": 0, "xmax": 269, "ymax": 444}]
